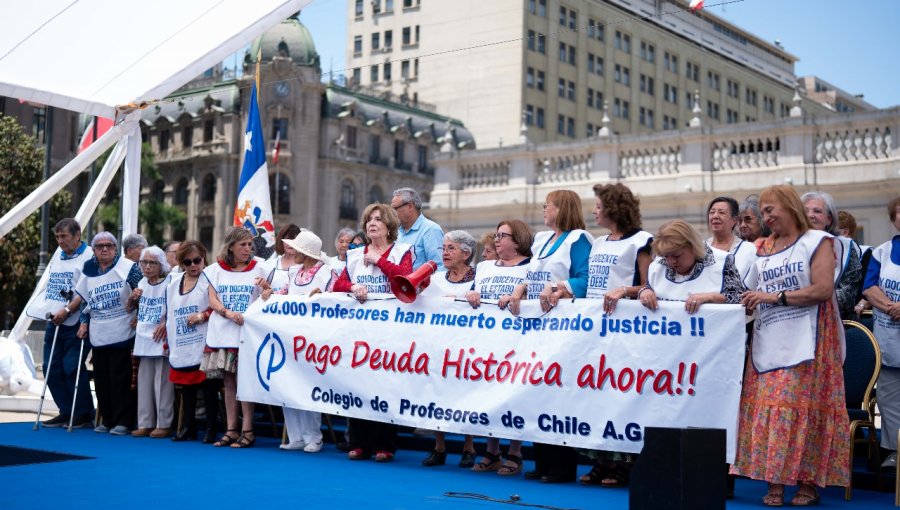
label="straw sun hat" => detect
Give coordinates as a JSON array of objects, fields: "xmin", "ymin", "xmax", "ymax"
[{"xmin": 282, "ymin": 229, "xmax": 327, "ymax": 261}]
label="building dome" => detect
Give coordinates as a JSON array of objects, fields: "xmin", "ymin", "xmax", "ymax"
[{"xmin": 250, "ymin": 14, "xmax": 319, "ymax": 68}]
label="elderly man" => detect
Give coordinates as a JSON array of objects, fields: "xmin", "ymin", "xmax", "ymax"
[
  {"xmin": 122, "ymin": 233, "xmax": 148, "ymax": 263},
  {"xmin": 26, "ymin": 218, "xmax": 95, "ymax": 428},
  {"xmin": 391, "ymin": 188, "xmax": 444, "ymax": 270},
  {"xmin": 75, "ymin": 232, "xmax": 142, "ymax": 435}
]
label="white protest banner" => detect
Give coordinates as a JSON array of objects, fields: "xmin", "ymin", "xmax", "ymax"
[{"xmin": 237, "ymin": 294, "xmax": 746, "ymax": 461}]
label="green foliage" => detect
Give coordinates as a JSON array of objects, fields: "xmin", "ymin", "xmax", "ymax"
[{"xmin": 0, "ymin": 114, "xmax": 71, "ymax": 327}]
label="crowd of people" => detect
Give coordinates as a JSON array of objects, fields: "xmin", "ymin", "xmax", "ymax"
[{"xmin": 30, "ymin": 184, "xmax": 899, "ymax": 506}]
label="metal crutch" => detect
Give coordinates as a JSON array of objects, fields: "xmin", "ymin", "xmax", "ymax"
[
  {"xmin": 67, "ymin": 334, "xmax": 88, "ymax": 432},
  {"xmin": 33, "ymin": 313, "xmax": 61, "ymax": 431}
]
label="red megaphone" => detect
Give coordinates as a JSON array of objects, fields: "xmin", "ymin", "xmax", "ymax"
[{"xmin": 390, "ymin": 260, "xmax": 438, "ymax": 303}]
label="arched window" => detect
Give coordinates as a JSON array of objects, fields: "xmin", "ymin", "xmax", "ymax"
[
  {"xmin": 201, "ymin": 174, "xmax": 217, "ymax": 203},
  {"xmin": 368, "ymin": 185, "xmax": 384, "ymax": 205},
  {"xmin": 174, "ymin": 178, "xmax": 189, "ymax": 205},
  {"xmin": 339, "ymin": 180, "xmax": 357, "ymax": 220},
  {"xmin": 269, "ymin": 172, "xmax": 290, "ymax": 215}
]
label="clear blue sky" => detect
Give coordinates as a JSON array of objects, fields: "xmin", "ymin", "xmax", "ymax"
[{"xmin": 296, "ymin": 0, "xmax": 900, "ymax": 108}]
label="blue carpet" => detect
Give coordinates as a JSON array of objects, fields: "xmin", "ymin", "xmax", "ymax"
[{"xmin": 0, "ymin": 422, "xmax": 894, "ymax": 509}]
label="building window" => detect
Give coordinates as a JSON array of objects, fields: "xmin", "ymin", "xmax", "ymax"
[
  {"xmin": 353, "ymin": 36, "xmax": 362, "ymax": 55},
  {"xmin": 528, "ymin": 0, "xmax": 536, "ymax": 14},
  {"xmin": 567, "ymin": 81, "xmax": 575, "ymax": 101},
  {"xmin": 415, "ymin": 25, "xmax": 420, "ymax": 44},
  {"xmin": 726, "ymin": 109, "xmax": 739, "ymax": 124},
  {"xmin": 372, "ymin": 0, "xmax": 381, "ymax": 14},
  {"xmin": 559, "ymin": 42, "xmax": 574, "ymax": 64},
  {"xmin": 526, "ymin": 67, "xmax": 535, "ymax": 88},
  {"xmin": 346, "ymin": 126, "xmax": 358, "ymax": 149},
  {"xmin": 664, "ymin": 52, "xmax": 678, "ymax": 73},
  {"xmin": 385, "ymin": 0, "xmax": 393, "ymax": 12},
  {"xmin": 203, "ymin": 119, "xmax": 214, "ymax": 142},
  {"xmin": 663, "ymin": 115, "xmax": 673, "ymax": 130},
  {"xmin": 588, "ymin": 18, "xmax": 604, "ymax": 41},
  {"xmin": 528, "ymin": 30, "xmax": 546, "ymax": 53},
  {"xmin": 559, "ymin": 6, "xmax": 566, "ymax": 25},
  {"xmin": 780, "ymin": 103, "xmax": 789, "ymax": 118},
  {"xmin": 182, "ymin": 126, "xmax": 193, "ymax": 148},
  {"xmin": 587, "ymin": 88, "xmax": 594, "ymax": 108},
  {"xmin": 566, "ymin": 117, "xmax": 575, "ymax": 137},
  {"xmin": 614, "ymin": 31, "xmax": 631, "ymax": 53},
  {"xmin": 272, "ymin": 118, "xmax": 288, "ymax": 140},
  {"xmin": 159, "ymin": 129, "xmax": 170, "ymax": 151},
  {"xmin": 664, "ymin": 83, "xmax": 678, "ymax": 104},
  {"xmin": 270, "ymin": 172, "xmax": 290, "ymax": 215},
  {"xmin": 614, "ymin": 98, "xmax": 630, "ymax": 119},
  {"xmin": 369, "ymin": 135, "xmax": 381, "ymax": 163},
  {"xmin": 355, "ymin": 0, "xmax": 364, "ymax": 17},
  {"xmin": 745, "ymin": 88, "xmax": 757, "ymax": 106},
  {"xmin": 639, "ymin": 107, "xmax": 654, "ymax": 128},
  {"xmin": 707, "ymin": 71, "xmax": 720, "ymax": 91},
  {"xmin": 587, "ymin": 54, "xmax": 603, "ymax": 75},
  {"xmin": 707, "ymin": 101, "xmax": 720, "ymax": 120},
  {"xmin": 686, "ymin": 61, "xmax": 699, "ymax": 81},
  {"xmin": 640, "ymin": 75, "xmax": 654, "ymax": 96},
  {"xmin": 536, "ymin": 108, "xmax": 545, "ymax": 128},
  {"xmin": 536, "ymin": 70, "xmax": 545, "ymax": 91},
  {"xmin": 727, "ymin": 79, "xmax": 739, "ymax": 98},
  {"xmin": 401, "ymin": 60, "xmax": 410, "ymax": 79},
  {"xmin": 351, "ymin": 68, "xmax": 361, "ymax": 85},
  {"xmin": 525, "ymin": 104, "xmax": 534, "ymax": 125},
  {"xmin": 174, "ymin": 178, "xmax": 188, "ymax": 205},
  {"xmin": 586, "ymin": 123, "xmax": 594, "ymax": 137},
  {"xmin": 557, "ymin": 78, "xmax": 565, "ymax": 98},
  {"xmin": 557, "ymin": 115, "xmax": 565, "ymax": 135},
  {"xmin": 763, "ymin": 95, "xmax": 775, "ymax": 114},
  {"xmin": 614, "ymin": 65, "xmax": 630, "ymax": 86},
  {"xmin": 383, "ymin": 62, "xmax": 392, "ymax": 82},
  {"xmin": 568, "ymin": 9, "xmax": 577, "ymax": 29},
  {"xmin": 394, "ymin": 140, "xmax": 405, "ymax": 167},
  {"xmin": 32, "ymin": 107, "xmax": 46, "ymax": 143},
  {"xmin": 384, "ymin": 30, "xmax": 393, "ymax": 49},
  {"xmin": 370, "ymin": 65, "xmax": 379, "ymax": 82},
  {"xmin": 417, "ymin": 145, "xmax": 429, "ymax": 172},
  {"xmin": 340, "ymin": 181, "xmax": 357, "ymax": 220},
  {"xmin": 201, "ymin": 174, "xmax": 216, "ymax": 202},
  {"xmin": 640, "ymin": 42, "xmax": 655, "ymax": 63},
  {"xmin": 371, "ymin": 32, "xmax": 380, "ymax": 51}
]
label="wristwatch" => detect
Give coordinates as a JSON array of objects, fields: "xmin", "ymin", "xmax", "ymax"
[{"xmin": 777, "ymin": 291, "xmax": 788, "ymax": 306}]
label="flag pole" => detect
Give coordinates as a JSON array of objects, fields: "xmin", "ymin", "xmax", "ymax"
[{"xmin": 255, "ymin": 48, "xmax": 262, "ymax": 102}]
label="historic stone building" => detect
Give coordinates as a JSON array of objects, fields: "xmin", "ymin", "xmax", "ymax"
[{"xmin": 139, "ymin": 16, "xmax": 472, "ymax": 251}]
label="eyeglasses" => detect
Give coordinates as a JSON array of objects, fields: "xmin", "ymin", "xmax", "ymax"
[
  {"xmin": 139, "ymin": 260, "xmax": 159, "ymax": 266},
  {"xmin": 182, "ymin": 256, "xmax": 203, "ymax": 267},
  {"xmin": 94, "ymin": 243, "xmax": 115, "ymax": 250},
  {"xmin": 392, "ymin": 202, "xmax": 409, "ymax": 211},
  {"xmin": 494, "ymin": 232, "xmax": 514, "ymax": 241}
]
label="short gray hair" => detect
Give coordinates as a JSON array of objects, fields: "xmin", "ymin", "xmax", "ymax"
[
  {"xmin": 801, "ymin": 191, "xmax": 839, "ymax": 235},
  {"xmin": 140, "ymin": 246, "xmax": 171, "ymax": 275},
  {"xmin": 444, "ymin": 230, "xmax": 477, "ymax": 265},
  {"xmin": 91, "ymin": 231, "xmax": 117, "ymax": 249},
  {"xmin": 740, "ymin": 195, "xmax": 771, "ymax": 238},
  {"xmin": 122, "ymin": 233, "xmax": 148, "ymax": 252},
  {"xmin": 335, "ymin": 227, "xmax": 355, "ymax": 247},
  {"xmin": 393, "ymin": 187, "xmax": 422, "ymax": 211}
]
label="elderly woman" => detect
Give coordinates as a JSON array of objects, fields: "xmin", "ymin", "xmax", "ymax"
[
  {"xmin": 165, "ymin": 241, "xmax": 221, "ymax": 443},
  {"xmin": 503, "ymin": 190, "xmax": 592, "ymax": 483},
  {"xmin": 466, "ymin": 220, "xmax": 533, "ymax": 476},
  {"xmin": 203, "ymin": 227, "xmax": 268, "ymax": 448},
  {"xmin": 75, "ymin": 232, "xmax": 143, "ymax": 435},
  {"xmin": 802, "ymin": 191, "xmax": 862, "ymax": 320},
  {"xmin": 326, "ymin": 227, "xmax": 356, "ymax": 273},
  {"xmin": 579, "ymin": 183, "xmax": 653, "ymax": 487},
  {"xmin": 739, "ymin": 195, "xmax": 771, "ymax": 244},
  {"xmin": 126, "ymin": 246, "xmax": 174, "ymax": 438},
  {"xmin": 863, "ymin": 197, "xmax": 900, "ymax": 469},
  {"xmin": 419, "ymin": 230, "xmax": 479, "ymax": 468},
  {"xmin": 733, "ymin": 185, "xmax": 849, "ymax": 506},
  {"xmin": 333, "ymin": 203, "xmax": 413, "ymax": 461},
  {"xmin": 261, "ymin": 229, "xmax": 337, "ymax": 453},
  {"xmin": 266, "ymin": 224, "xmax": 302, "ymax": 290},
  {"xmin": 480, "ymin": 231, "xmax": 498, "ymax": 261},
  {"xmin": 707, "ymin": 196, "xmax": 758, "ymax": 281}
]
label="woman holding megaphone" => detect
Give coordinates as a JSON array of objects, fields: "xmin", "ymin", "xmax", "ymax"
[{"xmin": 333, "ymin": 203, "xmax": 414, "ymax": 462}]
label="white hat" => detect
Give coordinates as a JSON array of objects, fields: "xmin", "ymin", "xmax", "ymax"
[{"xmin": 283, "ymin": 229, "xmax": 327, "ymax": 261}]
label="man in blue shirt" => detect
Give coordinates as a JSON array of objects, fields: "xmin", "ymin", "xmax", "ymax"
[{"xmin": 391, "ymin": 187, "xmax": 445, "ymax": 271}]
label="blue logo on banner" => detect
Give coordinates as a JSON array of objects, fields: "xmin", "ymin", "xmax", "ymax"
[{"xmin": 256, "ymin": 332, "xmax": 286, "ymax": 391}]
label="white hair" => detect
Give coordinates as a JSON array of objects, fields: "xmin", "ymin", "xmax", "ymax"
[
  {"xmin": 444, "ymin": 230, "xmax": 477, "ymax": 265},
  {"xmin": 140, "ymin": 245, "xmax": 171, "ymax": 275}
]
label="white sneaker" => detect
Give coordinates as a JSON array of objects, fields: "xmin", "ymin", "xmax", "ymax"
[
  {"xmin": 109, "ymin": 425, "xmax": 130, "ymax": 436},
  {"xmin": 94, "ymin": 424, "xmax": 109, "ymax": 433},
  {"xmin": 883, "ymin": 451, "xmax": 897, "ymax": 469},
  {"xmin": 279, "ymin": 440, "xmax": 306, "ymax": 451},
  {"xmin": 304, "ymin": 440, "xmax": 323, "ymax": 453}
]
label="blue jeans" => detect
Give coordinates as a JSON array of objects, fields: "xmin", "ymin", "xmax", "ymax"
[{"xmin": 43, "ymin": 323, "xmax": 94, "ymax": 418}]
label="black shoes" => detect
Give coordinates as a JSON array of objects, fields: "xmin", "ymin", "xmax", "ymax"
[
  {"xmin": 422, "ymin": 449, "xmax": 447, "ymax": 467},
  {"xmin": 201, "ymin": 428, "xmax": 217, "ymax": 444},
  {"xmin": 458, "ymin": 450, "xmax": 477, "ymax": 468},
  {"xmin": 41, "ymin": 414, "xmax": 69, "ymax": 428},
  {"xmin": 172, "ymin": 427, "xmax": 197, "ymax": 442}
]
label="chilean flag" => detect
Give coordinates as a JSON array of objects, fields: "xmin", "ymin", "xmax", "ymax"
[
  {"xmin": 272, "ymin": 129, "xmax": 281, "ymax": 165},
  {"xmin": 689, "ymin": 0, "xmax": 704, "ymax": 11},
  {"xmin": 78, "ymin": 116, "xmax": 114, "ymax": 153},
  {"xmin": 233, "ymin": 84, "xmax": 275, "ymax": 247}
]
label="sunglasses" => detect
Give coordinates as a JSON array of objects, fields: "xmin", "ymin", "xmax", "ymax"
[
  {"xmin": 182, "ymin": 256, "xmax": 204, "ymax": 267},
  {"xmin": 94, "ymin": 243, "xmax": 116, "ymax": 250}
]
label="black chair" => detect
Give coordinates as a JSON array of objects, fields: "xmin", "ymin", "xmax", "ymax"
[
  {"xmin": 842, "ymin": 319, "xmax": 881, "ymax": 500},
  {"xmin": 858, "ymin": 309, "xmax": 874, "ymax": 332}
]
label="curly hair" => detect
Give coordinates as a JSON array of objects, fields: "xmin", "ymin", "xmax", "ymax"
[
  {"xmin": 593, "ymin": 183, "xmax": 642, "ymax": 233},
  {"xmin": 360, "ymin": 203, "xmax": 400, "ymax": 244}
]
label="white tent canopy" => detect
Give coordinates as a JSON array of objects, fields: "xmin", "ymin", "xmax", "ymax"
[
  {"xmin": 0, "ymin": 0, "xmax": 309, "ymax": 394},
  {"xmin": 0, "ymin": 0, "xmax": 309, "ymax": 119}
]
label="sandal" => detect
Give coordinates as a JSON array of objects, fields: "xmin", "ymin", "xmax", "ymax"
[
  {"xmin": 497, "ymin": 454, "xmax": 523, "ymax": 476},
  {"xmin": 348, "ymin": 448, "xmax": 370, "ymax": 460},
  {"xmin": 580, "ymin": 464, "xmax": 613, "ymax": 486},
  {"xmin": 230, "ymin": 430, "xmax": 255, "ymax": 448},
  {"xmin": 789, "ymin": 483, "xmax": 819, "ymax": 507},
  {"xmin": 763, "ymin": 483, "xmax": 785, "ymax": 507},
  {"xmin": 471, "ymin": 451, "xmax": 502, "ymax": 472},
  {"xmin": 213, "ymin": 429, "xmax": 239, "ymax": 448},
  {"xmin": 600, "ymin": 463, "xmax": 631, "ymax": 488},
  {"xmin": 375, "ymin": 451, "xmax": 395, "ymax": 462}
]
